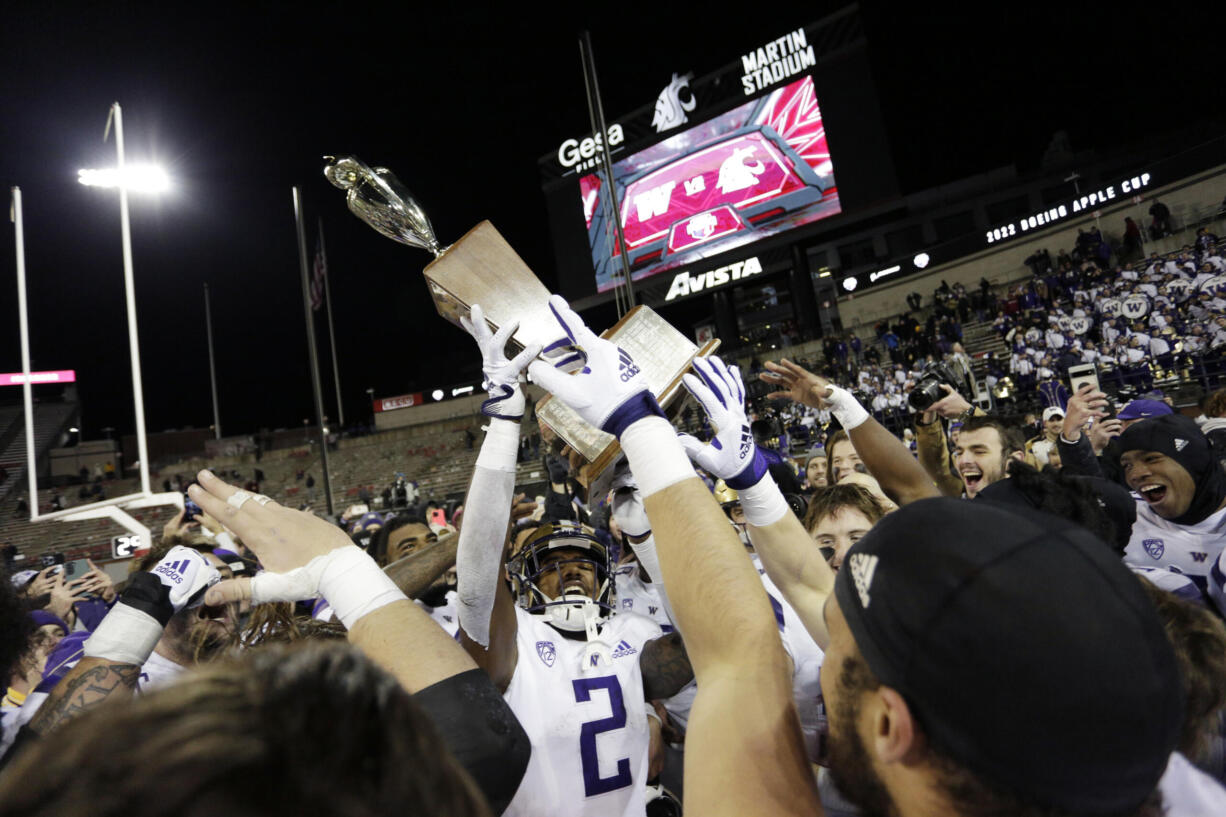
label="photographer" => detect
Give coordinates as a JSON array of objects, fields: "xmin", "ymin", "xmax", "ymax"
[{"xmin": 912, "ymin": 383, "xmax": 985, "ymax": 497}]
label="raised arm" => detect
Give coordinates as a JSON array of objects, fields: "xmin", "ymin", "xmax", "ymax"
[
  {"xmin": 193, "ymin": 470, "xmax": 531, "ymax": 814},
  {"xmin": 28, "ymin": 546, "xmax": 220, "ymax": 737},
  {"xmin": 911, "ymin": 385, "xmax": 979, "ymax": 497},
  {"xmin": 452, "ymin": 305, "xmax": 540, "ymax": 692},
  {"xmin": 761, "ymin": 358, "xmax": 939, "ymax": 506},
  {"xmin": 677, "ymin": 356, "xmax": 834, "ymax": 647},
  {"xmin": 529, "ymin": 297, "xmax": 820, "ymax": 816}
]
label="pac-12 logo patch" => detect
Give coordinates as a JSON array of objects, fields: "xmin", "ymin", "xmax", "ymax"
[
  {"xmin": 536, "ymin": 641, "xmax": 556, "ymax": 668},
  {"xmin": 1142, "ymin": 538, "xmax": 1165, "ymax": 560}
]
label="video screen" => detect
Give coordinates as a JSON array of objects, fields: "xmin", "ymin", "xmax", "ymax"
[{"xmin": 584, "ymin": 74, "xmax": 840, "ymax": 292}]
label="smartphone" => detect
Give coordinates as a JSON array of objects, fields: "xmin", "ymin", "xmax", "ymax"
[
  {"xmin": 62, "ymin": 558, "xmax": 92, "ymax": 579},
  {"xmin": 1067, "ymin": 363, "xmax": 1100, "ymax": 395},
  {"xmin": 184, "ymin": 495, "xmax": 204, "ymax": 521}
]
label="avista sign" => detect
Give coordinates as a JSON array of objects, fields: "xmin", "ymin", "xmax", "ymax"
[
  {"xmin": 664, "ymin": 257, "xmax": 762, "ymax": 301},
  {"xmin": 557, "ymin": 125, "xmax": 625, "ymax": 173}
]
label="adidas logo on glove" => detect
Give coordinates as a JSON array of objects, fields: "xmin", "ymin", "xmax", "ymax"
[
  {"xmin": 618, "ymin": 348, "xmax": 641, "ymax": 382},
  {"xmin": 154, "ymin": 558, "xmax": 191, "ymax": 585}
]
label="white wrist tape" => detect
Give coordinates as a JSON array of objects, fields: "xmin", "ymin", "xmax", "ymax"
[
  {"xmin": 629, "ymin": 534, "xmax": 664, "ymax": 585},
  {"xmin": 619, "ymin": 417, "xmax": 695, "ymax": 498},
  {"xmin": 456, "ymin": 464, "xmax": 516, "ymax": 648},
  {"xmin": 82, "ymin": 602, "xmax": 164, "ymax": 666},
  {"xmin": 317, "ymin": 546, "xmax": 407, "ymax": 631},
  {"xmin": 824, "ymin": 385, "xmax": 870, "ymax": 431},
  {"xmin": 738, "ymin": 472, "xmax": 790, "ymax": 528},
  {"xmin": 475, "ymin": 418, "xmax": 520, "ymax": 473}
]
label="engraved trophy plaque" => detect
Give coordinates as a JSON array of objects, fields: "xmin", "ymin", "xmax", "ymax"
[{"xmin": 325, "ymin": 155, "xmax": 719, "ymax": 493}]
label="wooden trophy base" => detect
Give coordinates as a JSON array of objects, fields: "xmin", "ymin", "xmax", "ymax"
[{"xmin": 423, "ymin": 220, "xmax": 719, "ymax": 501}]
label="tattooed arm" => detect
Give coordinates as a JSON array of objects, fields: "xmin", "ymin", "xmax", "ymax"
[
  {"xmin": 27, "ymin": 658, "xmax": 141, "ymax": 735},
  {"xmin": 640, "ymin": 632, "xmax": 694, "ymax": 701}
]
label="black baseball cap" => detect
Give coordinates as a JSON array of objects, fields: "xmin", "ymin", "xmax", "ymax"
[{"xmin": 834, "ymin": 498, "xmax": 1182, "ymax": 813}]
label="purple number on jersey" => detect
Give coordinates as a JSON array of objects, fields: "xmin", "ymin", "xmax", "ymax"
[{"xmin": 572, "ymin": 675, "xmax": 633, "ymax": 797}]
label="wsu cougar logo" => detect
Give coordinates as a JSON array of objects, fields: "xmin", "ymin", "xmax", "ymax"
[
  {"xmin": 652, "ymin": 73, "xmax": 696, "ymax": 133},
  {"xmin": 717, "ymin": 146, "xmax": 765, "ymax": 194}
]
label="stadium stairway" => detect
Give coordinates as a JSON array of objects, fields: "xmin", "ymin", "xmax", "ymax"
[
  {"xmin": 0, "ymin": 402, "xmax": 79, "ymax": 502},
  {"xmin": 961, "ymin": 319, "xmax": 1007, "ymax": 383}
]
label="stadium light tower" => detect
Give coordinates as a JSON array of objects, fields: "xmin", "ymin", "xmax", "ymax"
[
  {"xmin": 75, "ymin": 102, "xmax": 169, "ymax": 496},
  {"xmin": 9, "ymin": 104, "xmax": 180, "ymax": 558}
]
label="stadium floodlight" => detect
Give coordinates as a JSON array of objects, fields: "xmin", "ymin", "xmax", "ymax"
[
  {"xmin": 913, "ymin": 252, "xmax": 931, "ymax": 269},
  {"xmin": 451, "ymin": 385, "xmax": 474, "ymax": 397},
  {"xmin": 77, "ymin": 164, "xmax": 170, "ymax": 193},
  {"xmin": 432, "ymin": 389, "xmax": 445, "ymax": 401},
  {"xmin": 842, "ymin": 276, "xmax": 858, "ymax": 292}
]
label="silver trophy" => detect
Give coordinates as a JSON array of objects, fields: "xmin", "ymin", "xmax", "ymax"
[
  {"xmin": 322, "ymin": 154, "xmax": 719, "ymax": 496},
  {"xmin": 323, "ymin": 155, "xmax": 446, "ymax": 257}
]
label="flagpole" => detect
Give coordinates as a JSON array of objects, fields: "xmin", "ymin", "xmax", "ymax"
[
  {"xmin": 203, "ymin": 282, "xmax": 221, "ymax": 439},
  {"xmin": 293, "ymin": 187, "xmax": 335, "ymax": 517},
  {"xmin": 318, "ymin": 219, "xmax": 345, "ymax": 428}
]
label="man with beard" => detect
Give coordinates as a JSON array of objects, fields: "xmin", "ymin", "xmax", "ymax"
[
  {"xmin": 952, "ymin": 416, "xmax": 1026, "ymax": 499},
  {"xmin": 821, "ymin": 498, "xmax": 1183, "ymax": 817}
]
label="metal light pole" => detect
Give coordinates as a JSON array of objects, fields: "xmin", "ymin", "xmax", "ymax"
[{"xmin": 108, "ymin": 102, "xmax": 152, "ymax": 495}]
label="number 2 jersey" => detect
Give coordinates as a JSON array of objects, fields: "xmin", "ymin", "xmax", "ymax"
[{"xmin": 502, "ymin": 606, "xmax": 663, "ymax": 817}]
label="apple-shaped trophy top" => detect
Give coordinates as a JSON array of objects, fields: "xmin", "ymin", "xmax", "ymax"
[{"xmin": 323, "ymin": 155, "xmax": 445, "ymax": 258}]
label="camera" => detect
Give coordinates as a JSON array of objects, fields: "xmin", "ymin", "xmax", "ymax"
[{"xmin": 908, "ymin": 361, "xmax": 963, "ymax": 411}]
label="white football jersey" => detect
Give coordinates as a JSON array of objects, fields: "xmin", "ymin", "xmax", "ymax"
[
  {"xmin": 1160, "ymin": 752, "xmax": 1226, "ymax": 815},
  {"xmin": 1125, "ymin": 502, "xmax": 1226, "ymax": 588},
  {"xmin": 614, "ymin": 564, "xmax": 673, "ymax": 633},
  {"xmin": 503, "ymin": 606, "xmax": 662, "ymax": 817},
  {"xmin": 752, "ymin": 555, "xmax": 826, "ymax": 761},
  {"xmin": 137, "ymin": 650, "xmax": 186, "ymax": 694},
  {"xmin": 613, "ymin": 563, "xmax": 696, "ymax": 733},
  {"xmin": 418, "ymin": 589, "xmax": 460, "ymax": 638}
]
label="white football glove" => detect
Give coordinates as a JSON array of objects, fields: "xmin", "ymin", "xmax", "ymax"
[
  {"xmin": 677, "ymin": 356, "xmax": 768, "ymax": 490},
  {"xmin": 527, "ymin": 295, "xmax": 666, "ymax": 438},
  {"xmin": 460, "ymin": 303, "xmax": 541, "ymax": 421}
]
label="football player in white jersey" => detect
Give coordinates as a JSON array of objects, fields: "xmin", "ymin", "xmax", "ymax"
[
  {"xmin": 1118, "ymin": 414, "xmax": 1226, "ymax": 603},
  {"xmin": 527, "ymin": 294, "xmax": 820, "ymax": 815},
  {"xmin": 453, "ymin": 305, "xmax": 692, "ymax": 817}
]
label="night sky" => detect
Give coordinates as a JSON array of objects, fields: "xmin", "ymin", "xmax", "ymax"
[{"xmin": 2, "ymin": 2, "xmax": 1221, "ymax": 439}]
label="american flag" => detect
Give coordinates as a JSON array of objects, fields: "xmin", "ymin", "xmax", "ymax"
[{"xmin": 310, "ymin": 227, "xmax": 327, "ymax": 311}]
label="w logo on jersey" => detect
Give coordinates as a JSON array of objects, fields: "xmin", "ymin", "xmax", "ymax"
[
  {"xmin": 154, "ymin": 559, "xmax": 191, "ymax": 585},
  {"xmin": 1143, "ymin": 538, "xmax": 1165, "ymax": 560},
  {"xmin": 611, "ymin": 640, "xmax": 637, "ymax": 659},
  {"xmin": 617, "ymin": 348, "xmax": 641, "ymax": 382},
  {"xmin": 536, "ymin": 640, "xmax": 557, "ymax": 668}
]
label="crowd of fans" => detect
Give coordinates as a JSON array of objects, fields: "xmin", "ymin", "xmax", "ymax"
[
  {"xmin": 992, "ymin": 228, "xmax": 1225, "ymax": 400},
  {"xmin": 2, "ymin": 251, "xmax": 1226, "ymax": 816}
]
